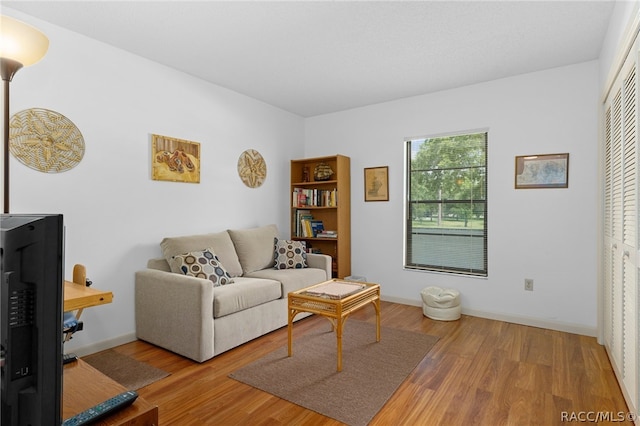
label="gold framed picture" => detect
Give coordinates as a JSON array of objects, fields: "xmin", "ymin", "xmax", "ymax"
[
  {"xmin": 515, "ymin": 153, "xmax": 569, "ymax": 189},
  {"xmin": 151, "ymin": 134, "xmax": 200, "ymax": 183},
  {"xmin": 364, "ymin": 166, "xmax": 389, "ymax": 201}
]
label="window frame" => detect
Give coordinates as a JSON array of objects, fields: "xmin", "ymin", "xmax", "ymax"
[{"xmin": 404, "ymin": 130, "xmax": 488, "ymax": 276}]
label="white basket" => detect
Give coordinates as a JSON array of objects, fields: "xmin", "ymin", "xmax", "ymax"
[{"xmin": 420, "ymin": 286, "xmax": 461, "ymax": 321}]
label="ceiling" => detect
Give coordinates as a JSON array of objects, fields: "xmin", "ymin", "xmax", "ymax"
[{"xmin": 5, "ymin": 1, "xmax": 615, "ymax": 117}]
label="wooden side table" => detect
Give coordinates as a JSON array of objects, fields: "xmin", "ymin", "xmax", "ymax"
[
  {"xmin": 64, "ymin": 281, "xmax": 113, "ymax": 312},
  {"xmin": 288, "ymin": 279, "xmax": 381, "ymax": 371},
  {"xmin": 64, "ymin": 359, "xmax": 158, "ymax": 425}
]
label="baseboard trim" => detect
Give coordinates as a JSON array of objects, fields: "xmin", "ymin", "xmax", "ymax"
[
  {"xmin": 381, "ymin": 295, "xmax": 597, "ymax": 337},
  {"xmin": 382, "ymin": 295, "xmax": 422, "ymax": 307},
  {"xmin": 67, "ymin": 332, "xmax": 138, "ymax": 357}
]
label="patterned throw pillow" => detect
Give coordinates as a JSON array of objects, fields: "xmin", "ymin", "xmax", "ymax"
[
  {"xmin": 274, "ymin": 238, "xmax": 307, "ymax": 270},
  {"xmin": 169, "ymin": 248, "xmax": 234, "ymax": 287}
]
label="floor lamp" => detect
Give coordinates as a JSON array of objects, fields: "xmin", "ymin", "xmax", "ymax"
[{"xmin": 0, "ymin": 15, "xmax": 49, "ymax": 213}]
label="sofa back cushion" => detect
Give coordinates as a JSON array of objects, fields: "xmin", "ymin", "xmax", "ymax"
[
  {"xmin": 228, "ymin": 224, "xmax": 278, "ymax": 274},
  {"xmin": 147, "ymin": 257, "xmax": 171, "ymax": 272},
  {"xmin": 160, "ymin": 231, "xmax": 243, "ymax": 277}
]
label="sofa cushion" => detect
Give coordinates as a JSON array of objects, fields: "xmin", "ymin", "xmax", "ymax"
[
  {"xmin": 246, "ymin": 267, "xmax": 328, "ymax": 296},
  {"xmin": 168, "ymin": 248, "xmax": 234, "ymax": 287},
  {"xmin": 228, "ymin": 224, "xmax": 278, "ymax": 274},
  {"xmin": 213, "ymin": 277, "xmax": 281, "ymax": 318},
  {"xmin": 147, "ymin": 257, "xmax": 171, "ymax": 272},
  {"xmin": 161, "ymin": 231, "xmax": 243, "ymax": 277},
  {"xmin": 274, "ymin": 238, "xmax": 307, "ymax": 270}
]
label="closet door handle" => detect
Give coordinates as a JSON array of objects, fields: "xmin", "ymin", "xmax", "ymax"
[{"xmin": 624, "ymin": 250, "xmax": 630, "ymax": 257}]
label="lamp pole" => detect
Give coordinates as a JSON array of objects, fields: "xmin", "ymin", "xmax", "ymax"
[
  {"xmin": 2, "ymin": 58, "xmax": 22, "ymax": 213},
  {"xmin": 0, "ymin": 15, "xmax": 49, "ymax": 214},
  {"xmin": 3, "ymin": 71, "xmax": 9, "ymax": 214}
]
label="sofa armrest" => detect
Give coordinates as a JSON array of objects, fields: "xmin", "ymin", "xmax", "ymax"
[
  {"xmin": 135, "ymin": 269, "xmax": 214, "ymax": 362},
  {"xmin": 306, "ymin": 253, "xmax": 332, "ymax": 280}
]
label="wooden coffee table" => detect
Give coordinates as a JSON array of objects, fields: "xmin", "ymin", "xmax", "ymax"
[{"xmin": 288, "ymin": 279, "xmax": 381, "ymax": 371}]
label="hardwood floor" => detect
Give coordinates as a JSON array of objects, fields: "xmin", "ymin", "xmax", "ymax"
[{"xmin": 110, "ymin": 302, "xmax": 631, "ymax": 425}]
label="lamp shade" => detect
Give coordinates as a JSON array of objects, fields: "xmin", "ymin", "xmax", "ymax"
[{"xmin": 0, "ymin": 15, "xmax": 49, "ymax": 67}]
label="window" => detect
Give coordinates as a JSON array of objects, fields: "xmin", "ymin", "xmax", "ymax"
[{"xmin": 405, "ymin": 131, "xmax": 487, "ymax": 276}]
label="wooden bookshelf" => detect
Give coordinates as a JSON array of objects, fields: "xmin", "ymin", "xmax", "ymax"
[{"xmin": 290, "ymin": 155, "xmax": 350, "ymax": 278}]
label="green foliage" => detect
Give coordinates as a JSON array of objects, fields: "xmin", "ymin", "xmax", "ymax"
[{"xmin": 409, "ymin": 133, "xmax": 487, "ymax": 227}]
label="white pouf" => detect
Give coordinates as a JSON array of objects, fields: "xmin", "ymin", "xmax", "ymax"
[{"xmin": 420, "ymin": 286, "xmax": 461, "ymax": 321}]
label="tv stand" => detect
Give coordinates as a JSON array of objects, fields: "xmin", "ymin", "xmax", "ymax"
[{"xmin": 63, "ymin": 359, "xmax": 158, "ymax": 425}]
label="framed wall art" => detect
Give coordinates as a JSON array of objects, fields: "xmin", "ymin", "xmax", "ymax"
[
  {"xmin": 151, "ymin": 134, "xmax": 200, "ymax": 183},
  {"xmin": 364, "ymin": 166, "xmax": 389, "ymax": 201},
  {"xmin": 515, "ymin": 153, "xmax": 569, "ymax": 189}
]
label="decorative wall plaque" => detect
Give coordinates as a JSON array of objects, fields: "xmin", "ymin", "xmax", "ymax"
[
  {"xmin": 9, "ymin": 108, "xmax": 85, "ymax": 173},
  {"xmin": 237, "ymin": 149, "xmax": 266, "ymax": 188}
]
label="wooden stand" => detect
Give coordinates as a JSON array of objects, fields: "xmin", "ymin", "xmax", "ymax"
[
  {"xmin": 64, "ymin": 359, "xmax": 158, "ymax": 425},
  {"xmin": 62, "ymin": 265, "xmax": 153, "ymax": 424}
]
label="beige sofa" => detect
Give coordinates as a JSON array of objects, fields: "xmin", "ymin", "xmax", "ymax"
[{"xmin": 135, "ymin": 224, "xmax": 331, "ymax": 362}]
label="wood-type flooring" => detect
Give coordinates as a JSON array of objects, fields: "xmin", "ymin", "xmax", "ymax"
[{"xmin": 109, "ymin": 301, "xmax": 631, "ymax": 425}]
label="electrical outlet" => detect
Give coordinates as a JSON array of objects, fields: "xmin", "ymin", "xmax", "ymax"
[{"xmin": 524, "ymin": 278, "xmax": 534, "ymax": 291}]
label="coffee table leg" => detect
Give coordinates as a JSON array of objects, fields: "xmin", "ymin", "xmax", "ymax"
[
  {"xmin": 374, "ymin": 298, "xmax": 381, "ymax": 342},
  {"xmin": 288, "ymin": 309, "xmax": 294, "ymax": 357},
  {"xmin": 336, "ymin": 317, "xmax": 343, "ymax": 372}
]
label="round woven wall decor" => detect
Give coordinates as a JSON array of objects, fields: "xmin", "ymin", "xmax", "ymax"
[
  {"xmin": 237, "ymin": 149, "xmax": 267, "ymax": 188},
  {"xmin": 9, "ymin": 108, "xmax": 85, "ymax": 173}
]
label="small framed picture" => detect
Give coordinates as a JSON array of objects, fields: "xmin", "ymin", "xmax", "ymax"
[
  {"xmin": 151, "ymin": 134, "xmax": 201, "ymax": 183},
  {"xmin": 515, "ymin": 153, "xmax": 569, "ymax": 189},
  {"xmin": 364, "ymin": 166, "xmax": 389, "ymax": 201}
]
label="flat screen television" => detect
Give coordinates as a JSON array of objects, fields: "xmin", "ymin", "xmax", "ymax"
[{"xmin": 1, "ymin": 214, "xmax": 64, "ymax": 426}]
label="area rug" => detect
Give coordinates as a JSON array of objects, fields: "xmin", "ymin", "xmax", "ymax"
[
  {"xmin": 82, "ymin": 349, "xmax": 170, "ymax": 390},
  {"xmin": 229, "ymin": 320, "xmax": 439, "ymax": 426}
]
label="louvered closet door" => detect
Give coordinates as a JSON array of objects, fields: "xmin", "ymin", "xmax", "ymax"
[
  {"xmin": 603, "ymin": 94, "xmax": 615, "ymax": 353},
  {"xmin": 603, "ymin": 39, "xmax": 639, "ymax": 414},
  {"xmin": 606, "ymin": 82, "xmax": 624, "ymax": 367},
  {"xmin": 621, "ymin": 60, "xmax": 638, "ymax": 407}
]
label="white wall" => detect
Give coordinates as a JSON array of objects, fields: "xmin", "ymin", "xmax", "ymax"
[
  {"xmin": 5, "ymin": 5, "xmax": 609, "ymax": 354},
  {"xmin": 305, "ymin": 61, "xmax": 600, "ymax": 334},
  {"xmin": 5, "ymin": 9, "xmax": 305, "ymax": 353}
]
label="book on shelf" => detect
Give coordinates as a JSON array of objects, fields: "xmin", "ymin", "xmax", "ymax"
[
  {"xmin": 316, "ymin": 230, "xmax": 337, "ymax": 238},
  {"xmin": 294, "ymin": 209, "xmax": 313, "ymax": 237},
  {"xmin": 293, "ymin": 189, "xmax": 307, "ymax": 207},
  {"xmin": 310, "ymin": 220, "xmax": 324, "ymax": 237},
  {"xmin": 292, "ymin": 188, "xmax": 338, "ymax": 207},
  {"xmin": 293, "ymin": 214, "xmax": 334, "ymax": 239},
  {"xmin": 301, "ymin": 219, "xmax": 314, "ymax": 237}
]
